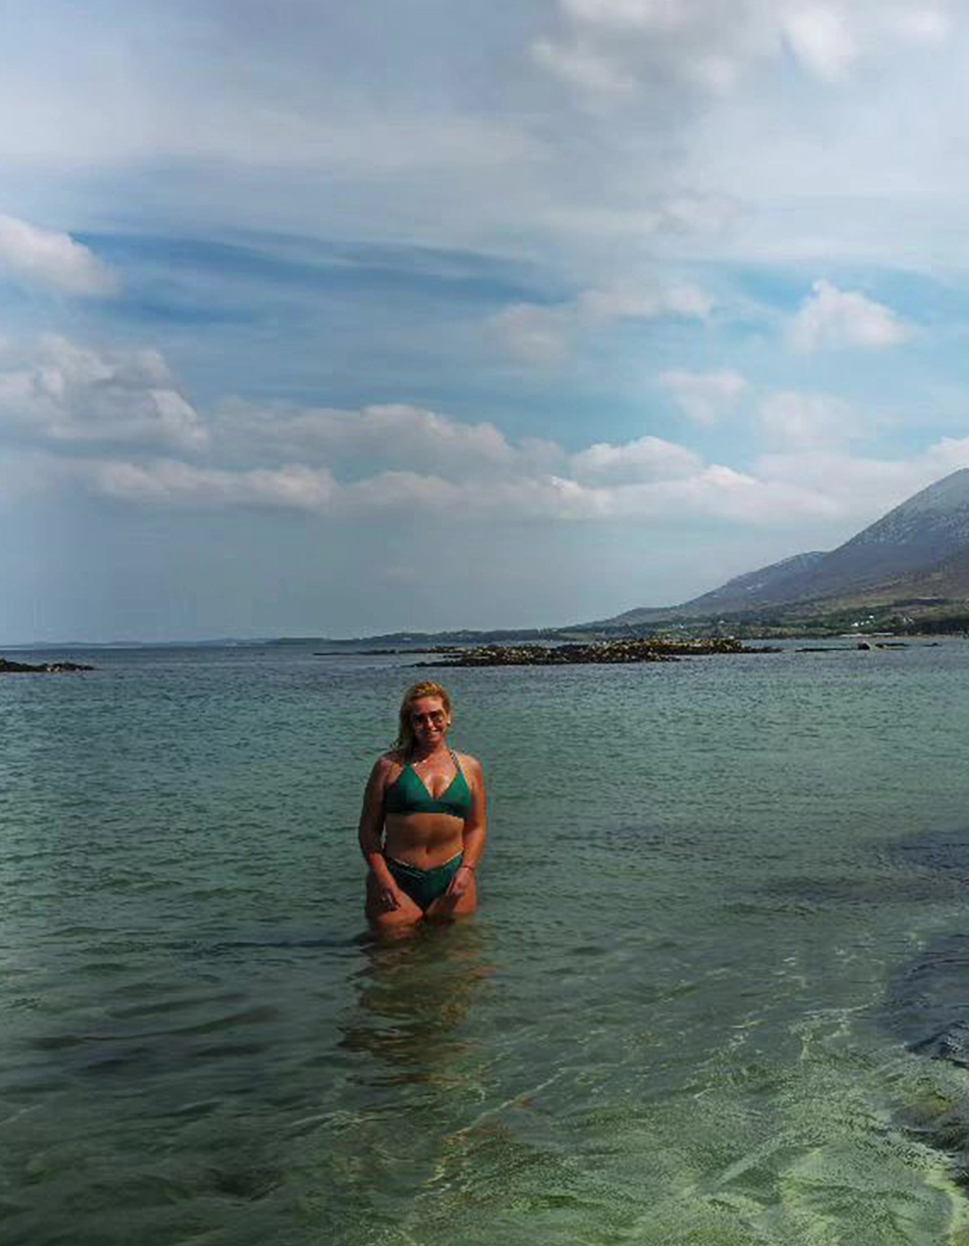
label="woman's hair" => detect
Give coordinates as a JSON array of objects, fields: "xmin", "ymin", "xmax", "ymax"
[{"xmin": 395, "ymin": 681, "xmax": 452, "ymax": 755}]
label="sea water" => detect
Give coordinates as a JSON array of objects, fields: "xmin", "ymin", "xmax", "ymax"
[{"xmin": 4, "ymin": 640, "xmax": 969, "ymax": 1245}]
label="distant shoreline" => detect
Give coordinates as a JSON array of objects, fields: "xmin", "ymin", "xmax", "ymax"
[{"xmin": 3, "ymin": 628, "xmax": 967, "ymax": 654}]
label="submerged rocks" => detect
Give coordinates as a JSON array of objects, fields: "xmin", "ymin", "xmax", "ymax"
[
  {"xmin": 877, "ymin": 828, "xmax": 969, "ymax": 1186},
  {"xmin": 0, "ymin": 657, "xmax": 93, "ymax": 674},
  {"xmin": 421, "ymin": 637, "xmax": 778, "ymax": 667}
]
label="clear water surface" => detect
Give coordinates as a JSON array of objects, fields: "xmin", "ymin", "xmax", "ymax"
[{"xmin": 4, "ymin": 640, "xmax": 969, "ymax": 1245}]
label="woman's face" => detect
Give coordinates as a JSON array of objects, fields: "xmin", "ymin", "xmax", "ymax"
[{"xmin": 409, "ymin": 695, "xmax": 450, "ymax": 747}]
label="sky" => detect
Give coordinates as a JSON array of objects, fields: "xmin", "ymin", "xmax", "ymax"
[{"xmin": 4, "ymin": 0, "xmax": 969, "ymax": 641}]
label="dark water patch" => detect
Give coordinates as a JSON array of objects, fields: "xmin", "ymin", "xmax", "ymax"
[
  {"xmin": 879, "ymin": 932, "xmax": 969, "ymax": 1188},
  {"xmin": 208, "ymin": 935, "xmax": 365, "ymax": 955},
  {"xmin": 75, "ymin": 961, "xmax": 133, "ymax": 978},
  {"xmin": 719, "ymin": 899, "xmax": 824, "ymax": 920},
  {"xmin": 45, "ymin": 925, "xmax": 109, "ymax": 940},
  {"xmin": 585, "ymin": 823, "xmax": 716, "ymax": 859},
  {"xmin": 570, "ymin": 944, "xmax": 609, "ymax": 957},
  {"xmin": 0, "ymin": 1073, "xmax": 71, "ymax": 1096},
  {"xmin": 208, "ymin": 1164, "xmax": 284, "ymax": 1200},
  {"xmin": 32, "ymin": 1033, "xmax": 86, "ymax": 1052},
  {"xmin": 878, "ymin": 829, "xmax": 969, "ymax": 1063},
  {"xmin": 884, "ymin": 824, "xmax": 969, "ymax": 882},
  {"xmin": 82, "ymin": 1046, "xmax": 154, "ymax": 1075},
  {"xmin": 107, "ymin": 976, "xmax": 211, "ymax": 1001},
  {"xmin": 108, "ymin": 989, "xmax": 244, "ymax": 1020},
  {"xmin": 881, "ymin": 932, "xmax": 969, "ymax": 1056},
  {"xmin": 192, "ymin": 1041, "xmax": 267, "ymax": 1059},
  {"xmin": 6, "ymin": 996, "xmax": 42, "ymax": 1012},
  {"xmin": 2, "ymin": 1159, "xmax": 287, "ymax": 1246},
  {"xmin": 168, "ymin": 932, "xmax": 366, "ymax": 962},
  {"xmin": 909, "ymin": 1022, "xmax": 969, "ymax": 1065},
  {"xmin": 753, "ymin": 873, "xmax": 953, "ymax": 908},
  {"xmin": 32, "ymin": 1003, "xmax": 280, "ymax": 1050},
  {"xmin": 119, "ymin": 1002, "xmax": 281, "ymax": 1039},
  {"xmin": 25, "ymin": 999, "xmax": 285, "ymax": 1094},
  {"xmin": 160, "ymin": 1097, "xmax": 222, "ymax": 1119}
]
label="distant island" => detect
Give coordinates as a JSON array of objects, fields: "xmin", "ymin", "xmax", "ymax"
[
  {"xmin": 0, "ymin": 657, "xmax": 93, "ymax": 674},
  {"xmin": 417, "ymin": 637, "xmax": 780, "ymax": 667}
]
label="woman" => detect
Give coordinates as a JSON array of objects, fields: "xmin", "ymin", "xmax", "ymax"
[{"xmin": 359, "ymin": 681, "xmax": 486, "ymax": 931}]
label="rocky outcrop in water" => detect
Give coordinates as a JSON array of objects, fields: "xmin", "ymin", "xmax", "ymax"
[
  {"xmin": 0, "ymin": 657, "xmax": 93, "ymax": 674},
  {"xmin": 419, "ymin": 637, "xmax": 778, "ymax": 667}
]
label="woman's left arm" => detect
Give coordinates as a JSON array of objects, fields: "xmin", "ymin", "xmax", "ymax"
[{"xmin": 448, "ymin": 757, "xmax": 487, "ymax": 897}]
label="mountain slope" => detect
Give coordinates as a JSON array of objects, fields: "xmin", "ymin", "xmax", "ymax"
[
  {"xmin": 601, "ymin": 468, "xmax": 969, "ymax": 623},
  {"xmin": 607, "ymin": 551, "xmax": 829, "ymax": 625},
  {"xmin": 777, "ymin": 467, "xmax": 969, "ymax": 602}
]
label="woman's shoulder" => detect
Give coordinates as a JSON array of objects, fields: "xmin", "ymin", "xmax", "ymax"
[
  {"xmin": 455, "ymin": 751, "xmax": 484, "ymax": 778},
  {"xmin": 370, "ymin": 751, "xmax": 406, "ymax": 783}
]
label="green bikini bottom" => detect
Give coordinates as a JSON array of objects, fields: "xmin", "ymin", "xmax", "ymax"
[{"xmin": 386, "ymin": 853, "xmax": 463, "ymax": 909}]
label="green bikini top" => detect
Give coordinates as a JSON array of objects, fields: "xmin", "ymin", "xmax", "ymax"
[{"xmin": 385, "ymin": 750, "xmax": 473, "ymax": 820}]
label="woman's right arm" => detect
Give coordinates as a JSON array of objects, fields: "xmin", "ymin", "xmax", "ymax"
[{"xmin": 358, "ymin": 757, "xmax": 402, "ymax": 908}]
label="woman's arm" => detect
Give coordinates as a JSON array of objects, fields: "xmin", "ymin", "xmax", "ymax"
[
  {"xmin": 448, "ymin": 756, "xmax": 487, "ymax": 897},
  {"xmin": 358, "ymin": 757, "xmax": 402, "ymax": 908}
]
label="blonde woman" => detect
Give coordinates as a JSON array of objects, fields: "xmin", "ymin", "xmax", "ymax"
[{"xmin": 359, "ymin": 681, "xmax": 487, "ymax": 931}]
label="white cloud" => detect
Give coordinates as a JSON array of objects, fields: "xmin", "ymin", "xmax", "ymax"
[
  {"xmin": 0, "ymin": 333, "xmax": 882, "ymax": 533},
  {"xmin": 658, "ymin": 369, "xmax": 748, "ymax": 425},
  {"xmin": 577, "ymin": 283, "xmax": 712, "ymax": 321},
  {"xmin": 25, "ymin": 375, "xmax": 966, "ymax": 543},
  {"xmin": 63, "ymin": 419, "xmax": 965, "ymax": 537},
  {"xmin": 83, "ymin": 456, "xmax": 827, "ymax": 527},
  {"xmin": 755, "ymin": 435, "xmax": 969, "ymax": 525},
  {"xmin": 891, "ymin": 7, "xmax": 951, "ymax": 44},
  {"xmin": 781, "ymin": 5, "xmax": 857, "ymax": 81},
  {"xmin": 489, "ymin": 304, "xmax": 572, "ymax": 363},
  {"xmin": 519, "ymin": 465, "xmax": 839, "ymax": 524},
  {"xmin": 87, "ymin": 458, "xmax": 336, "ymax": 510},
  {"xmin": 0, "ymin": 215, "xmax": 117, "ymax": 297},
  {"xmin": 540, "ymin": 193, "xmax": 743, "ymax": 247},
  {"xmin": 0, "ymin": 335, "xmax": 206, "ymax": 452},
  {"xmin": 560, "ymin": 0, "xmax": 696, "ymax": 33},
  {"xmin": 759, "ymin": 390, "xmax": 863, "ymax": 450},
  {"xmin": 571, "ymin": 434, "xmax": 702, "ymax": 484},
  {"xmin": 652, "ymin": 193, "xmax": 742, "ymax": 235},
  {"xmin": 533, "ymin": 0, "xmax": 777, "ymax": 106},
  {"xmin": 10, "ymin": 346, "xmax": 825, "ymax": 527},
  {"xmin": 492, "ymin": 281, "xmax": 712, "ymax": 361},
  {"xmin": 534, "ymin": 0, "xmax": 955, "ymax": 112},
  {"xmin": 789, "ymin": 280, "xmax": 912, "ymax": 352},
  {"xmin": 531, "ymin": 38, "xmax": 637, "ymax": 102},
  {"xmin": 220, "ymin": 400, "xmax": 523, "ymax": 476}
]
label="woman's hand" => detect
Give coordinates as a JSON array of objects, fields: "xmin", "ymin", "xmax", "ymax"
[
  {"xmin": 446, "ymin": 865, "xmax": 474, "ymax": 899},
  {"xmin": 378, "ymin": 883, "xmax": 404, "ymax": 911}
]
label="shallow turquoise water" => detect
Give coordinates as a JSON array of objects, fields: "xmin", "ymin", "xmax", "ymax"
[{"xmin": 4, "ymin": 641, "xmax": 969, "ymax": 1244}]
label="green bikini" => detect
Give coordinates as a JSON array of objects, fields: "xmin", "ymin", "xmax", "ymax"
[{"xmin": 384, "ymin": 753, "xmax": 472, "ymax": 908}]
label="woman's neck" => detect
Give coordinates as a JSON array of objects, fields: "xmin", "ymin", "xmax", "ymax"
[{"xmin": 410, "ymin": 740, "xmax": 450, "ymax": 764}]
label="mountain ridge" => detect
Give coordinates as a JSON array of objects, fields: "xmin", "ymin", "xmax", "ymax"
[{"xmin": 596, "ymin": 468, "xmax": 969, "ymax": 626}]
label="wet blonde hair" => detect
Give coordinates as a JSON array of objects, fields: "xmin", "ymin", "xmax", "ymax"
[{"xmin": 396, "ymin": 681, "xmax": 452, "ymax": 756}]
